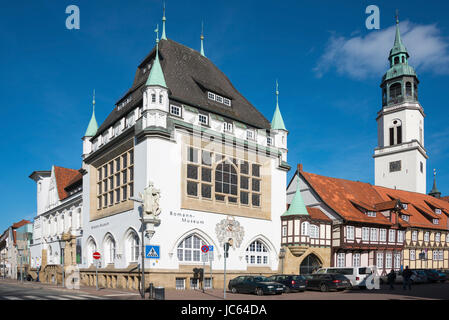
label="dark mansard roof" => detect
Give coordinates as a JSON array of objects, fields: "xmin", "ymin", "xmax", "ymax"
[{"xmin": 93, "ymin": 39, "xmax": 271, "ymax": 139}]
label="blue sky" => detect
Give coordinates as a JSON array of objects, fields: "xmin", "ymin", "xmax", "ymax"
[{"xmin": 1, "ymin": 0, "xmax": 449, "ymax": 231}]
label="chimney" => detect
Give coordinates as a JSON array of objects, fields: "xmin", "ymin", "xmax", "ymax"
[{"xmin": 298, "ymin": 163, "xmax": 303, "ymax": 172}]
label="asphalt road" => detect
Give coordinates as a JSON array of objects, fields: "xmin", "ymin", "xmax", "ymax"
[
  {"xmin": 164, "ymin": 282, "xmax": 449, "ymax": 300},
  {"xmin": 1, "ymin": 279, "xmax": 448, "ymax": 300},
  {"xmin": 0, "ymin": 281, "xmax": 111, "ymax": 300}
]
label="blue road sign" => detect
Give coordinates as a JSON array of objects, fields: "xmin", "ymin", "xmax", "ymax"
[
  {"xmin": 208, "ymin": 245, "xmax": 214, "ymax": 252},
  {"xmin": 145, "ymin": 245, "xmax": 160, "ymax": 259}
]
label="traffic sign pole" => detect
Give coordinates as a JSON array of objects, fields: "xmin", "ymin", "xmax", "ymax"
[
  {"xmin": 96, "ymin": 261, "xmax": 98, "ymax": 290},
  {"xmin": 93, "ymin": 252, "xmax": 101, "ymax": 290},
  {"xmin": 223, "ymin": 247, "xmax": 226, "ymax": 299}
]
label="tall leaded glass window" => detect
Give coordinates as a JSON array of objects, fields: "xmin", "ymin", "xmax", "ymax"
[
  {"xmin": 177, "ymin": 235, "xmax": 207, "ymax": 262},
  {"xmin": 97, "ymin": 148, "xmax": 134, "ymax": 210},
  {"xmin": 185, "ymin": 146, "xmax": 262, "ymax": 208},
  {"xmin": 215, "ymin": 161, "xmax": 238, "ymax": 202}
]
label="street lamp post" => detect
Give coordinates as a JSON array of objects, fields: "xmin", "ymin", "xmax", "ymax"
[{"xmin": 59, "ymin": 240, "xmax": 66, "ymax": 288}]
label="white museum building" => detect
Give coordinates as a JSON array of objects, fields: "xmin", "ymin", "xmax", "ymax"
[{"xmin": 77, "ymin": 15, "xmax": 290, "ymax": 289}]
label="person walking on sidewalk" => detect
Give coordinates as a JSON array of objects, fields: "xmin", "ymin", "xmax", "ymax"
[
  {"xmin": 402, "ymin": 266, "xmax": 412, "ymax": 290},
  {"xmin": 387, "ymin": 269, "xmax": 396, "ymax": 290}
]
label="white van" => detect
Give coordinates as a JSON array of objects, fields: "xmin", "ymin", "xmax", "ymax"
[{"xmin": 314, "ymin": 267, "xmax": 376, "ymax": 288}]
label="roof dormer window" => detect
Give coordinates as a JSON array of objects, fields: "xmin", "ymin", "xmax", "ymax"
[
  {"xmin": 117, "ymin": 97, "xmax": 132, "ymax": 111},
  {"xmin": 433, "ymin": 219, "xmax": 439, "ymax": 225},
  {"xmin": 401, "ymin": 214, "xmax": 409, "ymax": 222},
  {"xmin": 402, "ymin": 203, "xmax": 408, "ymax": 210},
  {"xmin": 367, "ymin": 211, "xmax": 376, "ymax": 217},
  {"xmin": 207, "ymin": 91, "xmax": 231, "ymax": 107},
  {"xmin": 435, "ymin": 208, "xmax": 442, "ymax": 215}
]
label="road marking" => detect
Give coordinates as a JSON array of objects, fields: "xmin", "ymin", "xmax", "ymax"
[
  {"xmin": 45, "ymin": 295, "xmax": 71, "ymax": 300},
  {"xmin": 103, "ymin": 293, "xmax": 140, "ymax": 296},
  {"xmin": 23, "ymin": 295, "xmax": 49, "ymax": 300},
  {"xmin": 60, "ymin": 295, "xmax": 88, "ymax": 300},
  {"xmin": 3, "ymin": 296, "xmax": 23, "ymax": 300},
  {"xmin": 77, "ymin": 294, "xmax": 105, "ymax": 300}
]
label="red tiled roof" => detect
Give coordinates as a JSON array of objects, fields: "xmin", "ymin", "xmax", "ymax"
[
  {"xmin": 300, "ymin": 171, "xmax": 393, "ymax": 226},
  {"xmin": 306, "ymin": 207, "xmax": 332, "ymax": 222},
  {"xmin": 54, "ymin": 166, "xmax": 80, "ymax": 200},
  {"xmin": 64, "ymin": 171, "xmax": 83, "ymax": 191},
  {"xmin": 373, "ymin": 186, "xmax": 449, "ymax": 231},
  {"xmin": 12, "ymin": 219, "xmax": 30, "ymax": 229},
  {"xmin": 440, "ymin": 196, "xmax": 449, "ymax": 203}
]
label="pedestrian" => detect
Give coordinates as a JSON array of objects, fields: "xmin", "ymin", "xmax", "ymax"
[
  {"xmin": 387, "ymin": 269, "xmax": 396, "ymax": 290},
  {"xmin": 402, "ymin": 266, "xmax": 412, "ymax": 290}
]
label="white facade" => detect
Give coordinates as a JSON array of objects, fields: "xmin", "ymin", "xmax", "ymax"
[
  {"xmin": 80, "ymin": 86, "xmax": 288, "ymax": 286},
  {"xmin": 374, "ymin": 101, "xmax": 427, "ymax": 194},
  {"xmin": 30, "ymin": 167, "xmax": 83, "ymax": 269}
]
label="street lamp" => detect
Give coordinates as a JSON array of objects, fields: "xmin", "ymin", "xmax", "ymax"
[
  {"xmin": 59, "ymin": 240, "xmax": 66, "ymax": 287},
  {"xmin": 279, "ymin": 247, "xmax": 286, "ymax": 274}
]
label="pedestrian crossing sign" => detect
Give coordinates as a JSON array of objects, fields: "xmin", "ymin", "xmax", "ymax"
[{"xmin": 145, "ymin": 245, "xmax": 160, "ymax": 259}]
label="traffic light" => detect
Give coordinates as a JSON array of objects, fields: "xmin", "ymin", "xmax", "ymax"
[{"xmin": 224, "ymin": 242, "xmax": 230, "ymax": 258}]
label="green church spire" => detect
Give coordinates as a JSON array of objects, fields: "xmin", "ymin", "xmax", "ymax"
[
  {"xmin": 429, "ymin": 169, "xmax": 442, "ymax": 198},
  {"xmin": 282, "ymin": 176, "xmax": 309, "ymax": 217},
  {"xmin": 161, "ymin": 2, "xmax": 167, "ymax": 40},
  {"xmin": 389, "ymin": 10, "xmax": 409, "ymax": 62},
  {"xmin": 84, "ymin": 89, "xmax": 98, "ymax": 137},
  {"xmin": 200, "ymin": 21, "xmax": 205, "ymax": 57},
  {"xmin": 146, "ymin": 24, "xmax": 167, "ymax": 88},
  {"xmin": 271, "ymin": 80, "xmax": 287, "ymax": 131}
]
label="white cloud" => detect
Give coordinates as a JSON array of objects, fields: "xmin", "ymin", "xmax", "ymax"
[{"xmin": 315, "ymin": 21, "xmax": 449, "ymax": 79}]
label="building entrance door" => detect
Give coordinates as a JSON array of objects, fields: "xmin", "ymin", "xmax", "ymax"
[{"xmin": 300, "ymin": 253, "xmax": 322, "ymax": 274}]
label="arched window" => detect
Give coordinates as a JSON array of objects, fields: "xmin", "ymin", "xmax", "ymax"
[
  {"xmin": 382, "ymin": 88, "xmax": 387, "ymax": 105},
  {"xmin": 401, "ymin": 56, "xmax": 405, "ymax": 63},
  {"xmin": 414, "ymin": 83, "xmax": 418, "ymax": 100},
  {"xmin": 86, "ymin": 238, "xmax": 97, "ymax": 266},
  {"xmin": 245, "ymin": 240, "xmax": 269, "ymax": 265},
  {"xmin": 389, "ymin": 119, "xmax": 402, "ymax": 146},
  {"xmin": 159, "ymin": 94, "xmax": 163, "ymax": 104},
  {"xmin": 389, "ymin": 83, "xmax": 402, "ymax": 101},
  {"xmin": 104, "ymin": 235, "xmax": 116, "ymax": 264},
  {"xmin": 177, "ymin": 234, "xmax": 207, "ymax": 262},
  {"xmin": 406, "ymin": 82, "xmax": 412, "ymax": 97},
  {"xmin": 394, "ymin": 57, "xmax": 399, "ymax": 65},
  {"xmin": 215, "ymin": 161, "xmax": 238, "ymax": 199},
  {"xmin": 125, "ymin": 231, "xmax": 139, "ymax": 264},
  {"xmin": 301, "ymin": 221, "xmax": 309, "ymax": 236}
]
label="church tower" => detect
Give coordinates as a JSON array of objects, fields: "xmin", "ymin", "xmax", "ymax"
[{"xmin": 374, "ymin": 16, "xmax": 427, "ymax": 194}]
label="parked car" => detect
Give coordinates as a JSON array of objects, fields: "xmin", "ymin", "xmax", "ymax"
[
  {"xmin": 430, "ymin": 269, "xmax": 447, "ymax": 283},
  {"xmin": 267, "ymin": 275, "xmax": 307, "ymax": 293},
  {"xmin": 315, "ymin": 267, "xmax": 375, "ymax": 288},
  {"xmin": 415, "ymin": 269, "xmax": 443, "ymax": 283},
  {"xmin": 380, "ymin": 270, "xmax": 425, "ymax": 284},
  {"xmin": 411, "ymin": 270, "xmax": 428, "ymax": 284},
  {"xmin": 304, "ymin": 273, "xmax": 351, "ymax": 292},
  {"xmin": 228, "ymin": 275, "xmax": 284, "ymax": 295}
]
